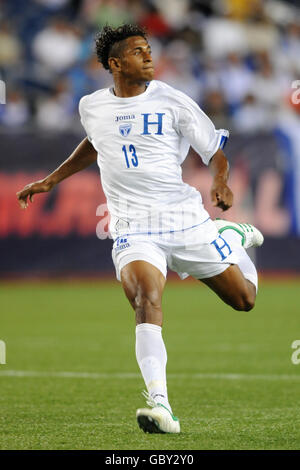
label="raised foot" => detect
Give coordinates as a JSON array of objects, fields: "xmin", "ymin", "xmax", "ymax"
[{"xmin": 214, "ymin": 219, "xmax": 264, "ymax": 249}]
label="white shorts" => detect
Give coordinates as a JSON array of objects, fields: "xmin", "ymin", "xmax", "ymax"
[{"xmin": 112, "ymin": 218, "xmax": 239, "ymax": 281}]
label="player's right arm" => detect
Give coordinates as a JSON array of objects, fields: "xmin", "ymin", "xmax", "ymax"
[{"xmin": 16, "ymin": 137, "xmax": 97, "ymax": 209}]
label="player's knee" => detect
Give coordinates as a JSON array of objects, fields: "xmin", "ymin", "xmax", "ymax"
[
  {"xmin": 241, "ymin": 297, "xmax": 255, "ymax": 312},
  {"xmin": 233, "ymin": 293, "xmax": 255, "ymax": 312}
]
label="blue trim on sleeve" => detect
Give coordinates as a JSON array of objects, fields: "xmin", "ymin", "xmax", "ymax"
[{"xmin": 219, "ymin": 134, "xmax": 228, "ymax": 149}]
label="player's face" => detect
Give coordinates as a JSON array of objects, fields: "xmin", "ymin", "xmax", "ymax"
[{"xmin": 119, "ymin": 36, "xmax": 154, "ymax": 82}]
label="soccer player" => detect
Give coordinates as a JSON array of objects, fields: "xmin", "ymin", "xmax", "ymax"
[{"xmin": 17, "ymin": 24, "xmax": 263, "ymax": 434}]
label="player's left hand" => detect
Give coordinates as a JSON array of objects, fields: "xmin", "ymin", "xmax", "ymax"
[
  {"xmin": 16, "ymin": 179, "xmax": 53, "ymax": 209},
  {"xmin": 210, "ymin": 180, "xmax": 233, "ymax": 211}
]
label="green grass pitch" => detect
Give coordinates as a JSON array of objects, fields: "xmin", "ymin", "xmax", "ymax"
[{"xmin": 0, "ymin": 279, "xmax": 299, "ymax": 450}]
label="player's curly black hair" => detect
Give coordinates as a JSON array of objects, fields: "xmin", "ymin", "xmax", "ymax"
[{"xmin": 95, "ymin": 24, "xmax": 147, "ymax": 71}]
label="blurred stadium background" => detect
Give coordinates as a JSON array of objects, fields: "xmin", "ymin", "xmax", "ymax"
[{"xmin": 1, "ymin": 0, "xmax": 300, "ymax": 278}]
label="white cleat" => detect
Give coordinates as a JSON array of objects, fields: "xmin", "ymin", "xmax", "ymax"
[
  {"xmin": 214, "ymin": 219, "xmax": 264, "ymax": 249},
  {"xmin": 136, "ymin": 391, "xmax": 180, "ymax": 434}
]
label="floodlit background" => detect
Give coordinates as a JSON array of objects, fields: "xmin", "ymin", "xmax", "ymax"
[{"xmin": 0, "ymin": 0, "xmax": 300, "ymax": 276}]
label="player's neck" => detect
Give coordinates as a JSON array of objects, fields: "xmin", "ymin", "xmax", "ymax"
[{"xmin": 113, "ymin": 78, "xmax": 148, "ymax": 98}]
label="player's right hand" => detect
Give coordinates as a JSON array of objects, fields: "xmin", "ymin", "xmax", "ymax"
[{"xmin": 16, "ymin": 180, "xmax": 53, "ymax": 209}]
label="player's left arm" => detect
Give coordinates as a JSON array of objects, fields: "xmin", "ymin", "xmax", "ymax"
[{"xmin": 208, "ymin": 148, "xmax": 233, "ymax": 211}]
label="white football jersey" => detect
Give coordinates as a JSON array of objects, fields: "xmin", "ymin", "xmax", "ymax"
[{"xmin": 79, "ymin": 80, "xmax": 229, "ymax": 238}]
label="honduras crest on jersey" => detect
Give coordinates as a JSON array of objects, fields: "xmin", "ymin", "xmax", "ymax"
[{"xmin": 119, "ymin": 123, "xmax": 132, "ymax": 137}]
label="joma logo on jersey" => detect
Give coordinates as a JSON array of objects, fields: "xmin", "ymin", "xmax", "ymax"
[{"xmin": 115, "ymin": 114, "xmax": 135, "ymax": 122}]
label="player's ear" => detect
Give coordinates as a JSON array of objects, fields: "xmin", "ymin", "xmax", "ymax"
[{"xmin": 108, "ymin": 57, "xmax": 121, "ymax": 73}]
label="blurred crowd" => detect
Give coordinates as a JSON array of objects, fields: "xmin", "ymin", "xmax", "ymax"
[{"xmin": 0, "ymin": 0, "xmax": 300, "ymax": 133}]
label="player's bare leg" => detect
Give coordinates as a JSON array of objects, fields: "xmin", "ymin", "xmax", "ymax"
[
  {"xmin": 121, "ymin": 261, "xmax": 165, "ymax": 326},
  {"xmin": 201, "ymin": 264, "xmax": 256, "ymax": 311},
  {"xmin": 121, "ymin": 261, "xmax": 180, "ymax": 433}
]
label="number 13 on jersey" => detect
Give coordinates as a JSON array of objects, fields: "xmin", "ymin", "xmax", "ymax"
[{"xmin": 122, "ymin": 144, "xmax": 139, "ymax": 168}]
